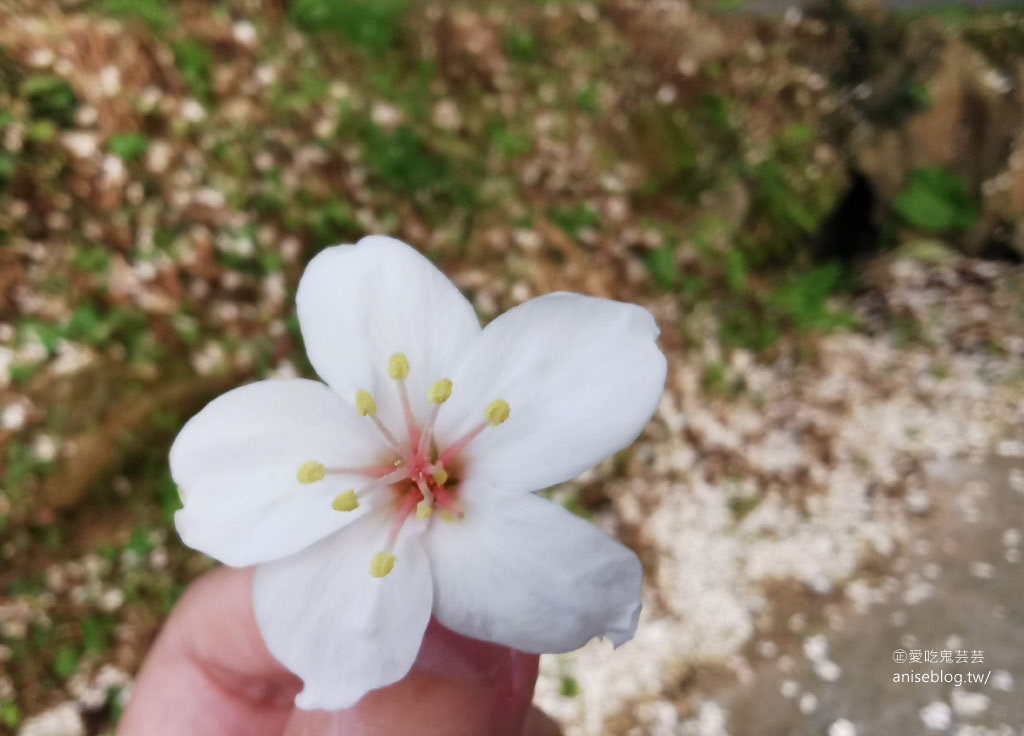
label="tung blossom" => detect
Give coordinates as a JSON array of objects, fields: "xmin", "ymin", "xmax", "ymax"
[{"xmin": 170, "ymin": 236, "xmax": 667, "ymax": 709}]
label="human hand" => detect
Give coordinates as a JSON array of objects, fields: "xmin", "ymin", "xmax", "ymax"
[{"xmin": 117, "ymin": 566, "xmax": 561, "ymax": 736}]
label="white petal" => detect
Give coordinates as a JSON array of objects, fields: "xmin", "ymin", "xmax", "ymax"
[
  {"xmin": 425, "ymin": 490, "xmax": 642, "ymax": 653},
  {"xmin": 297, "ymin": 236, "xmax": 481, "ymax": 433},
  {"xmin": 171, "ymin": 379, "xmax": 387, "ymax": 567},
  {"xmin": 254, "ymin": 509, "xmax": 433, "ymax": 710},
  {"xmin": 436, "ymin": 293, "xmax": 666, "ymax": 494}
]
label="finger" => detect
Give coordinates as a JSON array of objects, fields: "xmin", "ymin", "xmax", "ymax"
[
  {"xmin": 523, "ymin": 706, "xmax": 565, "ymax": 736},
  {"xmin": 282, "ymin": 620, "xmax": 543, "ymax": 736},
  {"xmin": 117, "ymin": 567, "xmax": 301, "ymax": 736}
]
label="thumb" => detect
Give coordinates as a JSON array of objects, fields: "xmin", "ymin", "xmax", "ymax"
[{"xmin": 282, "ymin": 620, "xmax": 552, "ymax": 736}]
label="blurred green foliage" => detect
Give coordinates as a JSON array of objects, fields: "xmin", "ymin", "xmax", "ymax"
[
  {"xmin": 0, "ymin": 702, "xmax": 20, "ymax": 729},
  {"xmin": 289, "ymin": 0, "xmax": 409, "ymax": 53},
  {"xmin": 769, "ymin": 262, "xmax": 855, "ymax": 333},
  {"xmin": 894, "ymin": 167, "xmax": 979, "ymax": 233},
  {"xmin": 645, "ymin": 247, "xmax": 681, "ymax": 292},
  {"xmin": 548, "ymin": 205, "xmax": 599, "ymax": 237},
  {"xmin": 362, "ymin": 124, "xmax": 451, "ymax": 194},
  {"xmin": 52, "ymin": 646, "xmax": 80, "ymax": 680},
  {"xmin": 108, "ymin": 132, "xmax": 149, "ymax": 161},
  {"xmin": 505, "ymin": 29, "xmax": 541, "ymax": 63},
  {"xmin": 171, "ymin": 38, "xmax": 214, "ymax": 106},
  {"xmin": 20, "ymin": 75, "xmax": 77, "ymax": 127},
  {"xmin": 100, "ymin": 0, "xmax": 176, "ymax": 32},
  {"xmin": 560, "ymin": 675, "xmax": 581, "ymax": 697}
]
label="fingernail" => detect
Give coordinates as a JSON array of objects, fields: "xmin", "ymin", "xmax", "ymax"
[{"xmin": 414, "ymin": 618, "xmax": 511, "ymax": 682}]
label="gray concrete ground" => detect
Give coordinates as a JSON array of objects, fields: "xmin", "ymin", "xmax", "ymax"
[{"xmin": 722, "ymin": 457, "xmax": 1024, "ymax": 735}]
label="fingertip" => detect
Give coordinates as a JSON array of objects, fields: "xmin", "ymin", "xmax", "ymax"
[
  {"xmin": 414, "ymin": 618, "xmax": 511, "ymax": 682},
  {"xmin": 523, "ymin": 707, "xmax": 565, "ymax": 736}
]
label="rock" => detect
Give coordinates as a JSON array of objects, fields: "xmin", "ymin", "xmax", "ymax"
[
  {"xmin": 892, "ymin": 239, "xmax": 959, "ymax": 265},
  {"xmin": 852, "ymin": 35, "xmax": 1024, "ymax": 256}
]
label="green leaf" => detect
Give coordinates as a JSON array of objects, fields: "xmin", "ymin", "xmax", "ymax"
[
  {"xmin": 893, "ymin": 167, "xmax": 979, "ymax": 233},
  {"xmin": 0, "ymin": 152, "xmax": 15, "ymax": 190},
  {"xmin": 20, "ymin": 75, "xmax": 77, "ymax": 126},
  {"xmin": 108, "ymin": 133, "xmax": 149, "ymax": 161},
  {"xmin": 101, "ymin": 0, "xmax": 176, "ymax": 32},
  {"xmin": 289, "ymin": 0, "xmax": 408, "ymax": 53},
  {"xmin": 644, "ymin": 247, "xmax": 679, "ymax": 291},
  {"xmin": 72, "ymin": 244, "xmax": 112, "ymax": 274},
  {"xmin": 559, "ymin": 675, "xmax": 580, "ymax": 697},
  {"xmin": 0, "ymin": 701, "xmax": 20, "ymax": 729},
  {"xmin": 53, "ymin": 646, "xmax": 80, "ymax": 679},
  {"xmin": 82, "ymin": 616, "xmax": 110, "ymax": 654},
  {"xmin": 171, "ymin": 38, "xmax": 213, "ymax": 106}
]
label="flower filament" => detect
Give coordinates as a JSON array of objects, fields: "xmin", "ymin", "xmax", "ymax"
[{"xmin": 297, "ymin": 353, "xmax": 509, "ymax": 578}]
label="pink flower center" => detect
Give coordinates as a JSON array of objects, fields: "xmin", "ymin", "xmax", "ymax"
[{"xmin": 296, "ymin": 352, "xmax": 509, "ymax": 577}]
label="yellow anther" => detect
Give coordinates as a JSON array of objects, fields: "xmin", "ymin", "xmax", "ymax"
[
  {"xmin": 331, "ymin": 490, "xmax": 359, "ymax": 512},
  {"xmin": 416, "ymin": 500, "xmax": 433, "ymax": 520},
  {"xmin": 297, "ymin": 460, "xmax": 325, "ymax": 484},
  {"xmin": 432, "ymin": 468, "xmax": 449, "ymax": 486},
  {"xmin": 356, "ymin": 390, "xmax": 377, "ymax": 417},
  {"xmin": 484, "ymin": 399, "xmax": 510, "ymax": 427},
  {"xmin": 370, "ymin": 551, "xmax": 396, "ymax": 578},
  {"xmin": 440, "ymin": 510, "xmax": 457, "ymax": 523},
  {"xmin": 428, "ymin": 378, "xmax": 453, "ymax": 404},
  {"xmin": 388, "ymin": 353, "xmax": 410, "ymax": 380}
]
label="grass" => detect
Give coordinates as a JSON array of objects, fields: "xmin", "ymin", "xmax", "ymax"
[
  {"xmin": 171, "ymin": 38, "xmax": 213, "ymax": 106},
  {"xmin": 645, "ymin": 247, "xmax": 681, "ymax": 292},
  {"xmin": 289, "ymin": 0, "xmax": 409, "ymax": 54},
  {"xmin": 100, "ymin": 0, "xmax": 176, "ymax": 32},
  {"xmin": 362, "ymin": 124, "xmax": 458, "ymax": 198},
  {"xmin": 20, "ymin": 75, "xmax": 77, "ymax": 127}
]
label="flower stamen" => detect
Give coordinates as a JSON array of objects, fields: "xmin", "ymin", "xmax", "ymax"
[
  {"xmin": 351, "ymin": 467, "xmax": 410, "ymax": 502},
  {"xmin": 417, "ymin": 378, "xmax": 452, "ymax": 458},
  {"xmin": 355, "ymin": 389, "xmax": 378, "ymax": 416},
  {"xmin": 325, "ymin": 464, "xmax": 399, "ymax": 478},
  {"xmin": 356, "ymin": 389, "xmax": 403, "ymax": 453},
  {"xmin": 388, "ymin": 352, "xmax": 420, "ymax": 450},
  {"xmin": 385, "ymin": 489, "xmax": 420, "ymax": 547},
  {"xmin": 484, "ymin": 399, "xmax": 510, "ymax": 427},
  {"xmin": 370, "ymin": 551, "xmax": 396, "ymax": 578},
  {"xmin": 299, "ymin": 459, "xmax": 401, "ymax": 485},
  {"xmin": 437, "ymin": 398, "xmax": 510, "ymax": 467},
  {"xmin": 416, "ymin": 499, "xmax": 433, "ymax": 520},
  {"xmin": 297, "ymin": 460, "xmax": 325, "ymax": 484},
  {"xmin": 331, "ymin": 490, "xmax": 359, "ymax": 512},
  {"xmin": 387, "ymin": 353, "xmax": 410, "ymax": 381}
]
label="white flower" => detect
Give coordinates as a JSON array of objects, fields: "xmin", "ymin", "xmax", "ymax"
[{"xmin": 170, "ymin": 236, "xmax": 667, "ymax": 709}]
